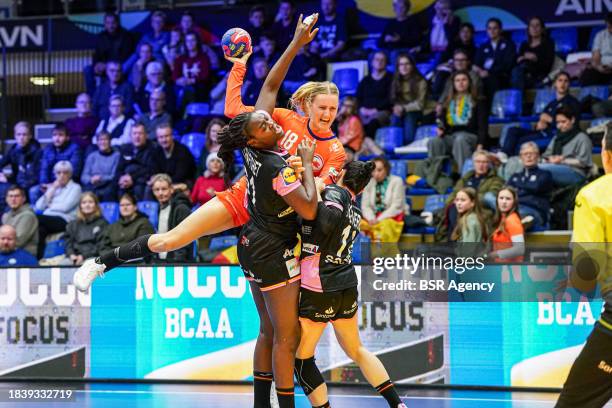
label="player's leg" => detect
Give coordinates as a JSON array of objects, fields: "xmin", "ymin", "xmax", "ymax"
[
  {"xmin": 555, "ymin": 325, "xmax": 612, "ymax": 408},
  {"xmin": 262, "ymin": 280, "xmax": 301, "ymax": 408},
  {"xmin": 331, "ymin": 314, "xmax": 406, "ymax": 408},
  {"xmin": 73, "ymin": 196, "xmax": 235, "ymax": 291},
  {"xmin": 250, "ymin": 281, "xmax": 275, "ymax": 408},
  {"xmin": 295, "ymin": 317, "xmax": 328, "ymax": 408}
]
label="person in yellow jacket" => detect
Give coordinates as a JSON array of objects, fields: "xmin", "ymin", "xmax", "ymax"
[{"xmin": 556, "ymin": 122, "xmax": 612, "ymax": 408}]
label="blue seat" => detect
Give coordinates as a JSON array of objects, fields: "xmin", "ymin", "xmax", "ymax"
[
  {"xmin": 499, "ymin": 122, "xmax": 531, "ymax": 149},
  {"xmin": 461, "ymin": 158, "xmax": 474, "ymax": 176},
  {"xmin": 424, "ymin": 194, "xmax": 448, "ymax": 213},
  {"xmin": 532, "ymin": 88, "xmax": 556, "ymax": 115},
  {"xmin": 591, "ymin": 117, "xmax": 612, "ymax": 127},
  {"xmin": 375, "ymin": 127, "xmax": 404, "ymax": 153},
  {"xmin": 389, "ymin": 159, "xmax": 407, "ymax": 181},
  {"xmin": 181, "ymin": 133, "xmax": 206, "ymax": 162},
  {"xmin": 550, "ymin": 27, "xmax": 577, "ymax": 55},
  {"xmin": 510, "ymin": 30, "xmax": 527, "ymax": 52},
  {"xmin": 332, "ymin": 68, "xmax": 359, "ymax": 96},
  {"xmin": 491, "ymin": 89, "xmax": 523, "ymax": 121},
  {"xmin": 137, "ymin": 201, "xmax": 159, "ymax": 230},
  {"xmin": 352, "ymin": 234, "xmax": 370, "ymax": 264},
  {"xmin": 209, "ymin": 235, "xmax": 238, "ymax": 251},
  {"xmin": 473, "ymin": 31, "xmax": 488, "ymax": 47},
  {"xmin": 416, "ymin": 62, "xmax": 435, "ymax": 77},
  {"xmin": 185, "ymin": 103, "xmax": 210, "ymax": 116},
  {"xmin": 579, "ymin": 86, "xmax": 610, "ymax": 102},
  {"xmin": 100, "ymin": 201, "xmax": 119, "ymax": 224},
  {"xmin": 44, "ymin": 239, "xmax": 65, "ymax": 259},
  {"xmin": 414, "ymin": 124, "xmax": 437, "ymax": 141}
]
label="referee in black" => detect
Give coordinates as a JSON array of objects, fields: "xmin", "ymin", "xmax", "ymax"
[{"xmin": 556, "ymin": 122, "xmax": 612, "ymax": 408}]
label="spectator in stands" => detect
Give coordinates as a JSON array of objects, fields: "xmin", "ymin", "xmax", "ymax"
[
  {"xmin": 95, "ymin": 95, "xmax": 134, "ymax": 147},
  {"xmin": 173, "ymin": 31, "xmax": 211, "ymax": 108},
  {"xmin": 360, "ymin": 157, "xmax": 406, "ymax": 243},
  {"xmin": 178, "ymin": 11, "xmax": 219, "ymax": 69},
  {"xmin": 0, "ymin": 225, "xmax": 37, "ymax": 266},
  {"xmin": 580, "ymin": 12, "xmax": 612, "ymax": 86},
  {"xmin": 390, "ymin": 53, "xmax": 428, "ymax": 145},
  {"xmin": 429, "ymin": 70, "xmax": 487, "ymax": 170},
  {"xmin": 357, "ymin": 51, "xmax": 393, "ymax": 138},
  {"xmin": 450, "ymin": 187, "xmax": 487, "ymax": 243},
  {"xmin": 127, "ymin": 42, "xmax": 155, "ymax": 91},
  {"xmin": 252, "ymin": 34, "xmax": 281, "ymax": 78},
  {"xmin": 2, "ymin": 186, "xmax": 38, "ymax": 256},
  {"xmin": 81, "ymin": 131, "xmax": 121, "ymax": 201},
  {"xmin": 98, "ymin": 192, "xmax": 155, "ymax": 252},
  {"xmin": 243, "ymin": 58, "xmax": 269, "ymax": 106},
  {"xmin": 162, "ymin": 28, "xmax": 184, "ymax": 71},
  {"xmin": 490, "ymin": 187, "xmax": 524, "ymax": 261},
  {"xmin": 247, "ymin": 5, "xmax": 268, "ymax": 53},
  {"xmin": 501, "ymin": 71, "xmax": 579, "ymax": 156},
  {"xmin": 92, "ymin": 61, "xmax": 135, "ymax": 119},
  {"xmin": 133, "ymin": 11, "xmax": 169, "ymax": 62},
  {"xmin": 135, "ymin": 61, "xmax": 176, "ymax": 117},
  {"xmin": 314, "ymin": 0, "xmax": 347, "ymax": 61},
  {"xmin": 474, "ymin": 18, "xmax": 516, "ymax": 102},
  {"xmin": 66, "ymin": 93, "xmax": 99, "ymax": 151},
  {"xmin": 439, "ymin": 22, "xmax": 476, "ymax": 64},
  {"xmin": 153, "ymin": 123, "xmax": 196, "ymax": 187},
  {"xmin": 35, "ymin": 161, "xmax": 82, "ymax": 258},
  {"xmin": 191, "ymin": 153, "xmax": 227, "ymax": 207},
  {"xmin": 507, "ymin": 141, "xmax": 553, "ymax": 230},
  {"xmin": 0, "ymin": 122, "xmax": 41, "ymax": 209},
  {"xmin": 592, "ymin": 95, "xmax": 612, "ymax": 118},
  {"xmin": 447, "ymin": 150, "xmax": 504, "ymax": 210},
  {"xmin": 378, "ymin": 0, "xmax": 424, "ymax": 53},
  {"xmin": 64, "ymin": 192, "xmax": 108, "ymax": 266},
  {"xmin": 198, "ymin": 118, "xmax": 225, "ymax": 172},
  {"xmin": 426, "ymin": 0, "xmax": 461, "ymax": 62},
  {"xmin": 32, "ymin": 123, "xmax": 83, "ymax": 203},
  {"xmin": 85, "ymin": 12, "xmax": 136, "ymax": 95},
  {"xmin": 271, "ymin": 0, "xmax": 298, "ymax": 50},
  {"xmin": 151, "ymin": 173, "xmax": 195, "ymax": 262},
  {"xmin": 510, "ymin": 16, "xmax": 556, "ymax": 90},
  {"xmin": 117, "ymin": 123, "xmax": 157, "ymax": 200},
  {"xmin": 338, "ymin": 96, "xmax": 364, "ymax": 153},
  {"xmin": 286, "ymin": 41, "xmax": 325, "ymax": 84},
  {"xmin": 540, "ymin": 106, "xmax": 592, "ymax": 187},
  {"xmin": 433, "ymin": 48, "xmax": 482, "ymax": 105},
  {"xmin": 136, "ymin": 89, "xmax": 172, "ymax": 138}
]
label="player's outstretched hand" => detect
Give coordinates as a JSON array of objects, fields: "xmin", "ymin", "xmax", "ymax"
[
  {"xmin": 292, "ymin": 13, "xmax": 319, "ymax": 48},
  {"xmin": 224, "ymin": 49, "xmax": 253, "ymax": 66},
  {"xmin": 287, "ymin": 155, "xmax": 304, "ymax": 180},
  {"xmin": 297, "ymin": 138, "xmax": 316, "ymax": 165}
]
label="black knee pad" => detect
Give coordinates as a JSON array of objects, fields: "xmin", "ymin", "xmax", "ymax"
[{"xmin": 294, "ymin": 356, "xmax": 325, "ymax": 396}]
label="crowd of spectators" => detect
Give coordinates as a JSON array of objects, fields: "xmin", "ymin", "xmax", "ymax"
[{"xmin": 0, "ymin": 1, "xmax": 611, "ymax": 264}]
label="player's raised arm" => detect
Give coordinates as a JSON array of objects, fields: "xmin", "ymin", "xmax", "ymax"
[
  {"xmin": 254, "ymin": 13, "xmax": 319, "ymax": 115},
  {"xmin": 224, "ymin": 51, "xmax": 254, "ymax": 119}
]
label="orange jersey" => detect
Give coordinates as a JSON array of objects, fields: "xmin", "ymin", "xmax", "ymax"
[{"xmin": 225, "ymin": 62, "xmax": 345, "ymax": 185}]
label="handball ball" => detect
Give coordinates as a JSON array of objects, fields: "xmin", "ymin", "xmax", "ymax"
[{"xmin": 222, "ymin": 28, "xmax": 252, "ymax": 58}]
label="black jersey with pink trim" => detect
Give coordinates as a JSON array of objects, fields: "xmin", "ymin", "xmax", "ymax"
[
  {"xmin": 300, "ymin": 184, "xmax": 360, "ymax": 292},
  {"xmin": 242, "ymin": 146, "xmax": 301, "ymax": 241}
]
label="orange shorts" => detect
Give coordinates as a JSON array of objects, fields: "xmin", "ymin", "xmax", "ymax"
[{"xmin": 216, "ymin": 176, "xmax": 251, "ymax": 227}]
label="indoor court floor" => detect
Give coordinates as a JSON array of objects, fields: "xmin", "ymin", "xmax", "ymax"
[{"xmin": 2, "ymin": 382, "xmax": 611, "ymax": 407}]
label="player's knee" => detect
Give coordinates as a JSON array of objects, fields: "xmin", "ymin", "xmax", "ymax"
[
  {"xmin": 294, "ymin": 356, "xmax": 325, "ymax": 395},
  {"xmin": 258, "ymin": 323, "xmax": 274, "ymax": 346},
  {"xmin": 274, "ymin": 324, "xmax": 300, "ymax": 351},
  {"xmin": 342, "ymin": 344, "xmax": 361, "ymax": 362}
]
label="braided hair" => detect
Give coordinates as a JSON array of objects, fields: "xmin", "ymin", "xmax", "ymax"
[
  {"xmin": 216, "ymin": 112, "xmax": 252, "ymax": 182},
  {"xmin": 343, "ymin": 160, "xmax": 375, "ymax": 196}
]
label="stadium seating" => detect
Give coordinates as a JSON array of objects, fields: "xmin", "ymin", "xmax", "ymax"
[
  {"xmin": 375, "ymin": 127, "xmax": 404, "ymax": 153},
  {"xmin": 389, "ymin": 159, "xmax": 407, "ymax": 180},
  {"xmin": 490, "ymin": 89, "xmax": 523, "ymax": 122},
  {"xmin": 43, "ymin": 239, "xmax": 65, "ymax": 259},
  {"xmin": 510, "ymin": 30, "xmax": 527, "ymax": 51},
  {"xmin": 184, "ymin": 102, "xmax": 210, "ymax": 117},
  {"xmin": 531, "ymin": 88, "xmax": 556, "ymax": 116},
  {"xmin": 181, "ymin": 133, "xmax": 206, "ymax": 162},
  {"xmin": 100, "ymin": 201, "xmax": 120, "ymax": 224},
  {"xmin": 499, "ymin": 122, "xmax": 531, "ymax": 148},
  {"xmin": 415, "ymin": 124, "xmax": 437, "ymax": 141},
  {"xmin": 579, "ymin": 85, "xmax": 610, "ymax": 102},
  {"xmin": 352, "ymin": 234, "xmax": 370, "ymax": 264},
  {"xmin": 332, "ymin": 68, "xmax": 359, "ymax": 96},
  {"xmin": 209, "ymin": 235, "xmax": 238, "ymax": 251},
  {"xmin": 137, "ymin": 201, "xmax": 160, "ymax": 230},
  {"xmin": 461, "ymin": 158, "xmax": 474, "ymax": 176},
  {"xmin": 550, "ymin": 27, "xmax": 578, "ymax": 55},
  {"xmin": 588, "ymin": 25, "xmax": 606, "ymax": 49}
]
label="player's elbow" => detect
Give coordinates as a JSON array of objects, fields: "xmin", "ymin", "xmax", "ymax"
[{"xmin": 301, "ymin": 204, "xmax": 318, "ymax": 221}]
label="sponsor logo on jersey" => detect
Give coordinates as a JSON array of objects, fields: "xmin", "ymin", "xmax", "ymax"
[
  {"xmin": 302, "ymin": 243, "xmax": 320, "ymax": 254},
  {"xmin": 281, "ymin": 166, "xmax": 297, "ymax": 184},
  {"xmin": 278, "ymin": 206, "xmax": 295, "ymax": 218},
  {"xmin": 330, "ymin": 141, "xmax": 341, "ymax": 152},
  {"xmin": 302, "ymin": 225, "xmax": 313, "ymax": 234},
  {"xmin": 598, "ymin": 360, "xmax": 612, "ymax": 374},
  {"xmin": 315, "ymin": 307, "xmax": 335, "ymax": 319},
  {"xmin": 286, "ymin": 258, "xmax": 300, "ymax": 278},
  {"xmin": 328, "ymin": 167, "xmax": 339, "ymax": 182},
  {"xmin": 283, "ymin": 248, "xmax": 295, "ymax": 258},
  {"xmin": 312, "ymin": 154, "xmax": 324, "ymax": 172},
  {"xmin": 240, "ymin": 236, "xmax": 250, "ymax": 246},
  {"xmin": 325, "ymin": 306, "xmax": 334, "ymax": 314}
]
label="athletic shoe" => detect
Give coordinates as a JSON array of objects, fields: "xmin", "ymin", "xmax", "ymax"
[{"xmin": 73, "ymin": 258, "xmax": 106, "ymax": 292}]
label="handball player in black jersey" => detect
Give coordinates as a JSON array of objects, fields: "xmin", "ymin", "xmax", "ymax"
[{"xmin": 294, "ymin": 161, "xmax": 408, "ymax": 408}]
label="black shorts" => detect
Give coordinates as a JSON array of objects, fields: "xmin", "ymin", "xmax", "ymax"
[
  {"xmin": 299, "ymin": 287, "xmax": 359, "ymax": 323},
  {"xmin": 237, "ymin": 223, "xmax": 300, "ymax": 291},
  {"xmin": 555, "ymin": 321, "xmax": 612, "ymax": 408}
]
